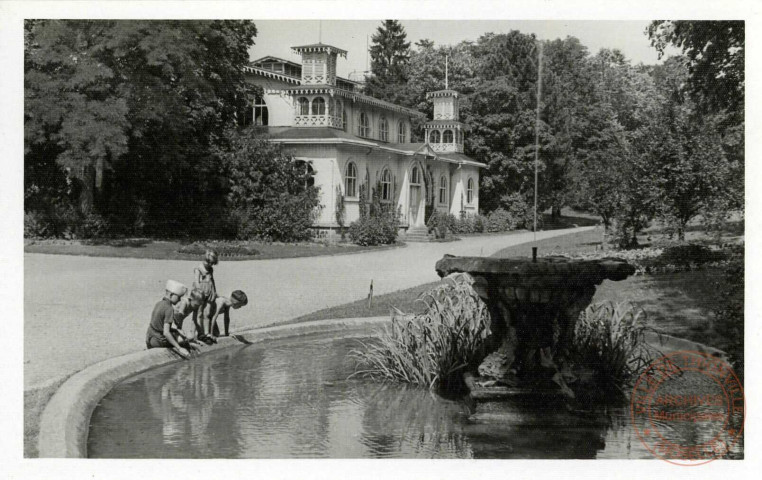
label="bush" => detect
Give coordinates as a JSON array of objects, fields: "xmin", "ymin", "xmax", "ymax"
[
  {"xmin": 500, "ymin": 192, "xmax": 537, "ymax": 230},
  {"xmin": 426, "ymin": 210, "xmax": 452, "ymax": 239},
  {"xmin": 486, "ymin": 208, "xmax": 516, "ymax": 232},
  {"xmin": 219, "ymin": 129, "xmax": 322, "ymax": 242},
  {"xmin": 713, "ymin": 246, "xmax": 744, "ymax": 380},
  {"xmin": 571, "ymin": 301, "xmax": 658, "ymax": 396},
  {"xmin": 348, "ymin": 181, "xmax": 399, "ymax": 246},
  {"xmin": 349, "ymin": 273, "xmax": 491, "ymax": 391},
  {"xmin": 76, "ymin": 211, "xmax": 110, "ymax": 239},
  {"xmin": 348, "ymin": 215, "xmax": 397, "ymax": 246},
  {"xmin": 233, "ymin": 192, "xmax": 320, "ymax": 242},
  {"xmin": 24, "ymin": 211, "xmax": 54, "ymax": 238},
  {"xmin": 178, "ymin": 240, "xmax": 259, "ymax": 257}
]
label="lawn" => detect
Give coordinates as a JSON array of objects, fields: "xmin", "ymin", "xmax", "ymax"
[
  {"xmin": 289, "ymin": 226, "xmax": 737, "ymax": 354},
  {"xmin": 24, "ymin": 238, "xmax": 404, "ymax": 261}
]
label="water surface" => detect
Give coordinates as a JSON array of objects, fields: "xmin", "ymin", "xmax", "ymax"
[{"xmin": 88, "ymin": 335, "xmax": 742, "ymax": 459}]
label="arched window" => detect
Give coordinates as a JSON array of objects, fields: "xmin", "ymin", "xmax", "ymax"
[
  {"xmin": 411, "ymin": 166, "xmax": 421, "ymax": 185},
  {"xmin": 359, "ymin": 112, "xmax": 370, "ymax": 137},
  {"xmin": 253, "ymin": 95, "xmax": 269, "ymax": 126},
  {"xmin": 344, "ymin": 161, "xmax": 357, "ymax": 197},
  {"xmin": 381, "ymin": 168, "xmax": 392, "ymax": 201},
  {"xmin": 398, "ymin": 121, "xmax": 407, "ymax": 143},
  {"xmin": 328, "ymin": 98, "xmax": 335, "ymax": 116},
  {"xmin": 467, "ymin": 177, "xmax": 475, "ymax": 204},
  {"xmin": 342, "ymin": 109, "xmax": 347, "ymax": 132},
  {"xmin": 298, "ymin": 97, "xmax": 310, "ymax": 115},
  {"xmin": 312, "ymin": 97, "xmax": 326, "ymax": 115},
  {"xmin": 443, "ymin": 129, "xmax": 454, "ymax": 143},
  {"xmin": 439, "ymin": 175, "xmax": 448, "ymax": 204},
  {"xmin": 429, "ymin": 130, "xmax": 441, "ymax": 144},
  {"xmin": 379, "ymin": 116, "xmax": 389, "ymax": 142}
]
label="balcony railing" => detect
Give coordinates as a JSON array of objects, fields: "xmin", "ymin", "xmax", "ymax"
[
  {"xmin": 430, "ymin": 142, "xmax": 464, "ymax": 153},
  {"xmin": 294, "ymin": 114, "xmax": 343, "ymax": 128}
]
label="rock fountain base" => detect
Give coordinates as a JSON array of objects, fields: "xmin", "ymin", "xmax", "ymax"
[{"xmin": 435, "ymin": 254, "xmax": 636, "ymax": 400}]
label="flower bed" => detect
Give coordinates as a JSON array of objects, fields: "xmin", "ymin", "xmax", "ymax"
[{"xmin": 177, "ymin": 241, "xmax": 260, "ymax": 258}]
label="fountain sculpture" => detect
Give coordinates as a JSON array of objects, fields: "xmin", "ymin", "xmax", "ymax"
[{"xmin": 435, "ymin": 251, "xmax": 636, "ymax": 399}]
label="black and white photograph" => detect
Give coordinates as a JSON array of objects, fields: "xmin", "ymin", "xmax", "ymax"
[{"xmin": 2, "ymin": 0, "xmax": 758, "ymax": 477}]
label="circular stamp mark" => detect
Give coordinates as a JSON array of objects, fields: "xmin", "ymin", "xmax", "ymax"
[{"xmin": 631, "ymin": 350, "xmax": 744, "ymax": 465}]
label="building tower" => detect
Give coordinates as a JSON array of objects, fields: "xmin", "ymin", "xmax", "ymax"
[
  {"xmin": 289, "ymin": 43, "xmax": 348, "ymax": 129},
  {"xmin": 291, "ymin": 43, "xmax": 347, "ymax": 86},
  {"xmin": 424, "ymin": 89, "xmax": 465, "ymax": 153}
]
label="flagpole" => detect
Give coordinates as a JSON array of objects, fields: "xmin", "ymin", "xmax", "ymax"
[{"xmin": 533, "ymin": 41, "xmax": 543, "ymax": 242}]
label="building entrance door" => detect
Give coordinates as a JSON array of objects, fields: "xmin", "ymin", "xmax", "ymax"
[{"xmin": 409, "ymin": 165, "xmax": 423, "ymax": 226}]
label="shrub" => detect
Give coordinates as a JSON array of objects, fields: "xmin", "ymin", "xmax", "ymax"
[
  {"xmin": 349, "ymin": 273, "xmax": 491, "ymax": 391},
  {"xmin": 500, "ymin": 192, "xmax": 537, "ymax": 230},
  {"xmin": 76, "ymin": 211, "xmax": 110, "ymax": 239},
  {"xmin": 348, "ymin": 215, "xmax": 397, "ymax": 246},
  {"xmin": 348, "ymin": 181, "xmax": 399, "ymax": 246},
  {"xmin": 24, "ymin": 211, "xmax": 54, "ymax": 238},
  {"xmin": 178, "ymin": 240, "xmax": 259, "ymax": 257},
  {"xmin": 426, "ymin": 210, "xmax": 451, "ymax": 239},
  {"xmin": 486, "ymin": 208, "xmax": 515, "ymax": 232},
  {"xmin": 713, "ymin": 246, "xmax": 744, "ymax": 380},
  {"xmin": 571, "ymin": 301, "xmax": 657, "ymax": 396},
  {"xmin": 219, "ymin": 128, "xmax": 321, "ymax": 242}
]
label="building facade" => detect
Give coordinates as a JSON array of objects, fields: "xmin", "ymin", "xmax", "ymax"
[{"xmin": 243, "ymin": 43, "xmax": 485, "ymax": 237}]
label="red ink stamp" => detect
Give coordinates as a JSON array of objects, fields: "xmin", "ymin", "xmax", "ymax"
[{"xmin": 631, "ymin": 350, "xmax": 745, "ymax": 465}]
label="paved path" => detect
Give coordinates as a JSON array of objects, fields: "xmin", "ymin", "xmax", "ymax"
[{"xmin": 24, "ymin": 227, "xmax": 592, "ymax": 387}]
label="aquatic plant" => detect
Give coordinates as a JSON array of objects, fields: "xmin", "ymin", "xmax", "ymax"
[
  {"xmin": 349, "ymin": 273, "xmax": 491, "ymax": 391},
  {"xmin": 571, "ymin": 301, "xmax": 658, "ymax": 396}
]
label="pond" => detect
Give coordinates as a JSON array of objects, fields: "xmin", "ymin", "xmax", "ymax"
[{"xmin": 87, "ymin": 334, "xmax": 743, "ymax": 459}]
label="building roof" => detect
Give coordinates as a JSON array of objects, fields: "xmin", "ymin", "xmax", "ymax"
[
  {"xmin": 427, "ymin": 89, "xmax": 459, "ymax": 99},
  {"xmin": 250, "ymin": 56, "xmax": 302, "ymax": 68},
  {"xmin": 262, "ymin": 127, "xmax": 486, "ymax": 168},
  {"xmin": 242, "ymin": 65, "xmax": 301, "ymax": 84},
  {"xmin": 291, "ymin": 43, "xmax": 348, "ymax": 57}
]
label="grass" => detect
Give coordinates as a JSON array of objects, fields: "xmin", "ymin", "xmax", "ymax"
[
  {"xmin": 292, "ymin": 225, "xmax": 737, "ymax": 355},
  {"xmin": 24, "ymin": 376, "xmax": 70, "ymax": 458},
  {"xmin": 24, "ymin": 238, "xmax": 404, "ymax": 261}
]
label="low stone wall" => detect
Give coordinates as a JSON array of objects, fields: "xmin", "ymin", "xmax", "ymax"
[{"xmin": 37, "ymin": 317, "xmax": 389, "ymax": 458}]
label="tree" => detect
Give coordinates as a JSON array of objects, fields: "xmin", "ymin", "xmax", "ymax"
[
  {"xmin": 363, "ymin": 20, "xmax": 411, "ymax": 103},
  {"xmin": 24, "ymin": 20, "xmax": 258, "ymax": 235},
  {"xmin": 648, "ymin": 21, "xmax": 744, "ymax": 116},
  {"xmin": 217, "ymin": 128, "xmax": 321, "ymax": 242}
]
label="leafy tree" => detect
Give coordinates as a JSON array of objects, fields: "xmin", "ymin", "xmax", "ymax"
[
  {"xmin": 24, "ymin": 20, "xmax": 258, "ymax": 235},
  {"xmin": 648, "ymin": 21, "xmax": 744, "ymax": 116},
  {"xmin": 216, "ymin": 128, "xmax": 321, "ymax": 242},
  {"xmin": 364, "ymin": 20, "xmax": 411, "ymax": 103}
]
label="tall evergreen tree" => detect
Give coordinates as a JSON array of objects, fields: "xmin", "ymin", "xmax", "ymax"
[{"xmin": 364, "ymin": 20, "xmax": 411, "ymax": 103}]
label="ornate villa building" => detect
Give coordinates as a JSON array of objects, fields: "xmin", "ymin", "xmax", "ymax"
[{"xmin": 243, "ymin": 43, "xmax": 485, "ymax": 238}]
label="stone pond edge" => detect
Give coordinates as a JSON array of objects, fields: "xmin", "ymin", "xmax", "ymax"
[
  {"xmin": 37, "ymin": 316, "xmax": 390, "ymax": 458},
  {"xmin": 35, "ymin": 315, "xmax": 726, "ymax": 458}
]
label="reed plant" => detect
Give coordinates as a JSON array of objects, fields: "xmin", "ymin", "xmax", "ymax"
[
  {"xmin": 571, "ymin": 301, "xmax": 658, "ymax": 396},
  {"xmin": 349, "ymin": 273, "xmax": 491, "ymax": 391}
]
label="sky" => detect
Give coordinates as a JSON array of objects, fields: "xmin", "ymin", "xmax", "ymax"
[{"xmin": 249, "ymin": 20, "xmax": 681, "ymax": 78}]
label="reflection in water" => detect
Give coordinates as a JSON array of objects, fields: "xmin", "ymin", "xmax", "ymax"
[{"xmin": 88, "ymin": 336, "xmax": 743, "ymax": 459}]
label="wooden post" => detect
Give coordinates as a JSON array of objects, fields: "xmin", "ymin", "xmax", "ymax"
[{"xmin": 367, "ymin": 280, "xmax": 374, "ymax": 309}]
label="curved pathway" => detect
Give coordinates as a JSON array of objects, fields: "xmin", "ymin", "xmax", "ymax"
[{"xmin": 24, "ymin": 227, "xmax": 592, "ymax": 387}]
